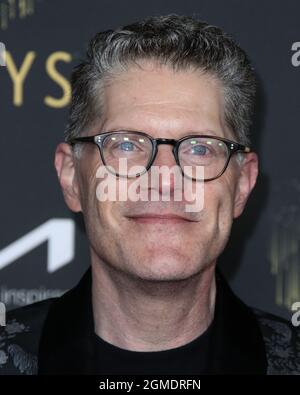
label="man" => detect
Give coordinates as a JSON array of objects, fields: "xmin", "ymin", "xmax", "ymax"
[{"xmin": 1, "ymin": 14, "xmax": 299, "ymax": 375}]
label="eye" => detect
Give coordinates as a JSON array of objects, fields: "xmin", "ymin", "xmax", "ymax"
[
  {"xmin": 119, "ymin": 141, "xmax": 136, "ymax": 151},
  {"xmin": 190, "ymin": 144, "xmax": 210, "ymax": 156},
  {"xmin": 111, "ymin": 140, "xmax": 143, "ymax": 153}
]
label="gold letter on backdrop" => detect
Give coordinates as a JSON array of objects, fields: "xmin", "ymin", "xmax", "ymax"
[
  {"xmin": 44, "ymin": 51, "xmax": 72, "ymax": 108},
  {"xmin": 6, "ymin": 51, "xmax": 36, "ymax": 106}
]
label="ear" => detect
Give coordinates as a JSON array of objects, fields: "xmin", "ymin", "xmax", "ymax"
[
  {"xmin": 233, "ymin": 152, "xmax": 258, "ymax": 218},
  {"xmin": 54, "ymin": 143, "xmax": 82, "ymax": 212}
]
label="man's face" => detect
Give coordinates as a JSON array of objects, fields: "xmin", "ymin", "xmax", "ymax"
[{"xmin": 56, "ymin": 61, "xmax": 258, "ymax": 281}]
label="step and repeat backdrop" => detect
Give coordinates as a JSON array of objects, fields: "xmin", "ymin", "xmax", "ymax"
[{"xmin": 0, "ymin": 0, "xmax": 299, "ymax": 319}]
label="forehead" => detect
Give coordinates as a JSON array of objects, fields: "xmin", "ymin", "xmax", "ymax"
[{"xmin": 99, "ymin": 61, "xmax": 228, "ymax": 137}]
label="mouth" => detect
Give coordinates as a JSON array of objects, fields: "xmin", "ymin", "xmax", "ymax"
[{"xmin": 126, "ymin": 214, "xmax": 196, "ymax": 224}]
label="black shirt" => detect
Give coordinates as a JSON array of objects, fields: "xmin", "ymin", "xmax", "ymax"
[{"xmin": 93, "ymin": 320, "xmax": 214, "ymax": 375}]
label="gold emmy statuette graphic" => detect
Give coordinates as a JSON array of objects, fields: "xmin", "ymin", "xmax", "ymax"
[
  {"xmin": 0, "ymin": 0, "xmax": 36, "ymax": 30},
  {"xmin": 270, "ymin": 179, "xmax": 300, "ymax": 310}
]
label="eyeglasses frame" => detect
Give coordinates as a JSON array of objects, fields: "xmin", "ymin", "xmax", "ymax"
[{"xmin": 67, "ymin": 130, "xmax": 251, "ymax": 182}]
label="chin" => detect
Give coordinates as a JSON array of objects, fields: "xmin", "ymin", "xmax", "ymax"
[{"xmin": 128, "ymin": 253, "xmax": 202, "ymax": 282}]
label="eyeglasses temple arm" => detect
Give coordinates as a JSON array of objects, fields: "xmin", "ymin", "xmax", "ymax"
[{"xmin": 66, "ymin": 136, "xmax": 96, "ymax": 145}]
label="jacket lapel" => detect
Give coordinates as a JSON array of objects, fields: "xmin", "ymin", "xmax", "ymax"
[
  {"xmin": 38, "ymin": 269, "xmax": 95, "ymax": 374},
  {"xmin": 207, "ymin": 270, "xmax": 267, "ymax": 374}
]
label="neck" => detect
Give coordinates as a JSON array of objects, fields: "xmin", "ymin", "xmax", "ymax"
[{"xmin": 91, "ymin": 254, "xmax": 217, "ymax": 352}]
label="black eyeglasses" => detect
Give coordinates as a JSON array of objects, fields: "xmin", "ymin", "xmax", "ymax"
[{"xmin": 67, "ymin": 130, "xmax": 250, "ymax": 181}]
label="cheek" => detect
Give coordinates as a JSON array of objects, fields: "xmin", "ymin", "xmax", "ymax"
[
  {"xmin": 77, "ymin": 165, "xmax": 108, "ymax": 233},
  {"xmin": 97, "ymin": 201, "xmax": 122, "ymax": 236},
  {"xmin": 204, "ymin": 178, "xmax": 235, "ymax": 235}
]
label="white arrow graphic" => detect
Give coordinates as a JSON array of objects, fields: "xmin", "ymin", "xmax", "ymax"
[{"xmin": 0, "ymin": 219, "xmax": 75, "ymax": 273}]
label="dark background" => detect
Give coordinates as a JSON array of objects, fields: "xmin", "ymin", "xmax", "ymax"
[{"xmin": 0, "ymin": 0, "xmax": 299, "ymax": 320}]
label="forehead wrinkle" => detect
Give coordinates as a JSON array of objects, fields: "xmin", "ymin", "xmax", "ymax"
[
  {"xmin": 103, "ymin": 64, "xmax": 222, "ymax": 108},
  {"xmin": 102, "ymin": 103, "xmax": 226, "ymax": 138},
  {"xmin": 109, "ymin": 87, "xmax": 222, "ymax": 114}
]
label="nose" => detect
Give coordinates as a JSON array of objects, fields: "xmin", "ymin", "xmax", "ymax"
[
  {"xmin": 152, "ymin": 144, "xmax": 177, "ymax": 167},
  {"xmin": 148, "ymin": 144, "xmax": 182, "ymax": 197}
]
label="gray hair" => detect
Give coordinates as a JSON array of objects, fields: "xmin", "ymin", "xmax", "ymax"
[{"xmin": 65, "ymin": 14, "xmax": 257, "ymax": 150}]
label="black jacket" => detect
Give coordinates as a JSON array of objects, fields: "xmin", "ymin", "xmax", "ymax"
[{"xmin": 0, "ymin": 268, "xmax": 299, "ymax": 375}]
